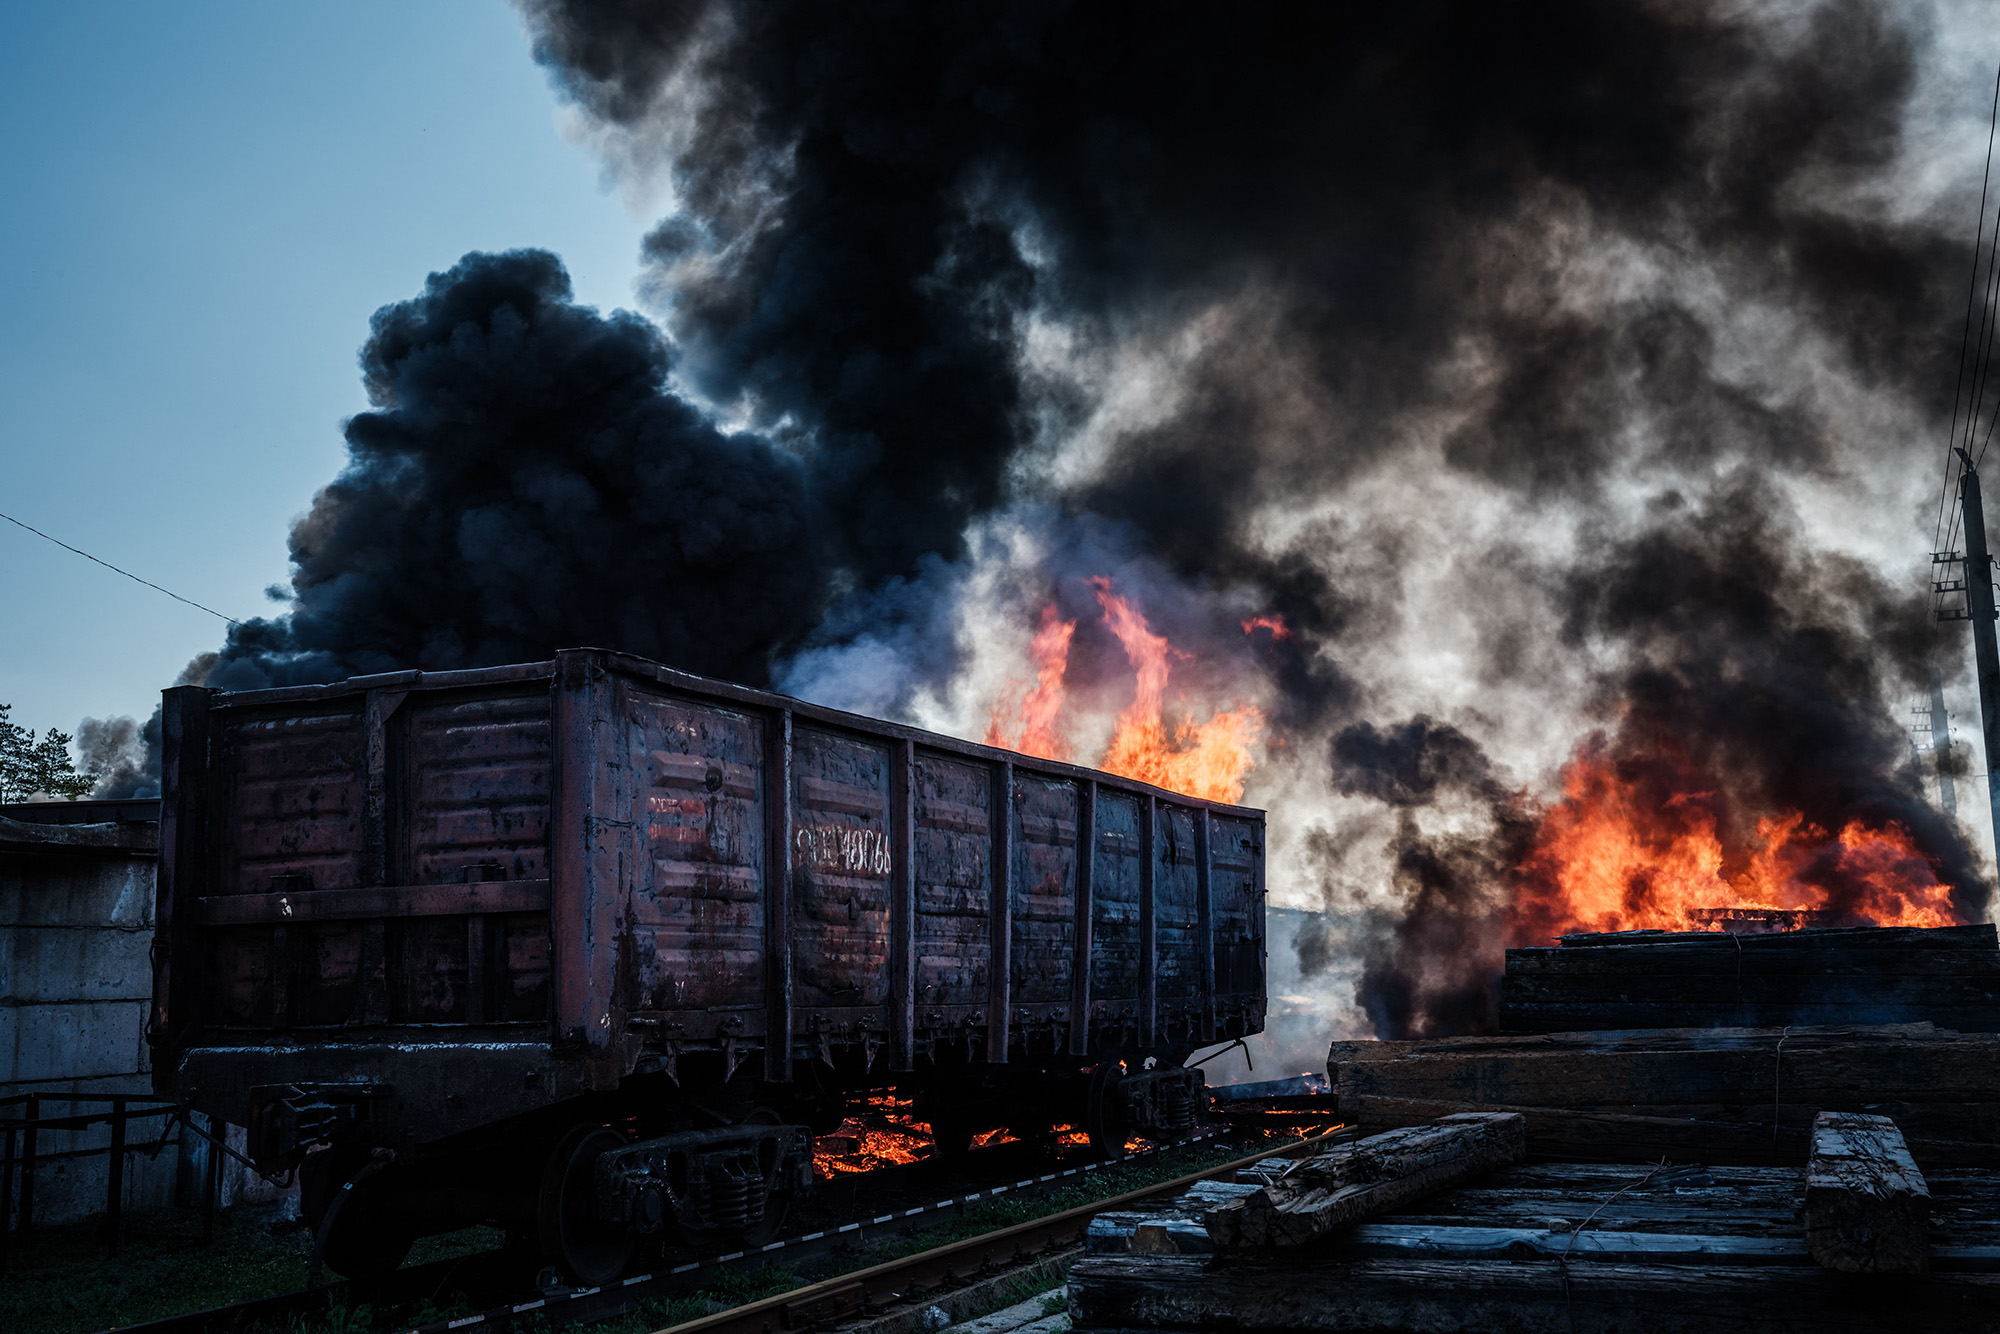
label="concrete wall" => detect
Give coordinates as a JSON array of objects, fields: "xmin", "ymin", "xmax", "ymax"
[
  {"xmin": 0, "ymin": 810, "xmax": 182, "ymax": 1224},
  {"xmin": 0, "ymin": 808, "xmax": 298, "ymax": 1227}
]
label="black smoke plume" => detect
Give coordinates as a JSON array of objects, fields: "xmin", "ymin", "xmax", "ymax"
[
  {"xmin": 111, "ymin": 3, "xmax": 1991, "ymax": 1040},
  {"xmin": 204, "ymin": 250, "xmax": 825, "ymax": 690}
]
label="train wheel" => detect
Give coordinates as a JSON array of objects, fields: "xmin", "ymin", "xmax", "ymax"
[
  {"xmin": 1084, "ymin": 1061, "xmax": 1126, "ymax": 1158},
  {"xmin": 300, "ymin": 1149, "xmax": 413, "ymax": 1281},
  {"xmin": 537, "ymin": 1125, "xmax": 638, "ymax": 1286}
]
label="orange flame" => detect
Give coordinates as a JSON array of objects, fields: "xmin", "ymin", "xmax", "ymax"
[
  {"xmin": 1094, "ymin": 579, "xmax": 1263, "ymax": 804},
  {"xmin": 1241, "ymin": 613, "xmax": 1291, "ymax": 640},
  {"xmin": 1510, "ymin": 744, "xmax": 1964, "ymax": 941},
  {"xmin": 982, "ymin": 579, "xmax": 1264, "ymax": 803},
  {"xmin": 984, "ymin": 606, "xmax": 1076, "ymax": 761}
]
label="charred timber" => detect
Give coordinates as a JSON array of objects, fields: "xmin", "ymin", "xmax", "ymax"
[
  {"xmin": 1068, "ymin": 1154, "xmax": 2000, "ymax": 1333},
  {"xmin": 1327, "ymin": 1023, "xmax": 2000, "ymax": 1167},
  {"xmin": 1204, "ymin": 1112, "xmax": 1524, "ymax": 1249},
  {"xmin": 1805, "ymin": 1112, "xmax": 1930, "ymax": 1275},
  {"xmin": 1500, "ymin": 924, "xmax": 2000, "ymax": 1033}
]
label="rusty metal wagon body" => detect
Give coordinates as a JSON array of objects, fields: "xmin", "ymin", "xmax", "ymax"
[{"xmin": 147, "ymin": 649, "xmax": 1266, "ymax": 1278}]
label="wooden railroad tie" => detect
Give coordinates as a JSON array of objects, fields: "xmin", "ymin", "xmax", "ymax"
[
  {"xmin": 1804, "ymin": 1111, "xmax": 1931, "ymax": 1275},
  {"xmin": 1204, "ymin": 1111, "xmax": 1525, "ymax": 1249}
]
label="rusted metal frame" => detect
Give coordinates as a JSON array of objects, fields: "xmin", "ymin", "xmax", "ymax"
[
  {"xmin": 361, "ymin": 690, "xmax": 406, "ymax": 1025},
  {"xmin": 988, "ymin": 760, "xmax": 1014, "ymax": 1063},
  {"xmin": 1139, "ymin": 794, "xmax": 1158, "ymax": 1050},
  {"xmin": 765, "ymin": 708, "xmax": 795, "ymax": 1082},
  {"xmin": 889, "ymin": 740, "xmax": 917, "ymax": 1072},
  {"xmin": 552, "ymin": 651, "xmax": 629, "ymax": 1084},
  {"xmin": 1252, "ymin": 816, "xmax": 1268, "ymax": 1010},
  {"xmin": 1, "ymin": 1122, "xmax": 12, "ymax": 1273},
  {"xmin": 154, "ymin": 685, "xmax": 211, "ymax": 1087},
  {"xmin": 103, "ymin": 1096, "xmax": 126, "ymax": 1255},
  {"xmin": 195, "ymin": 880, "xmax": 553, "ymax": 925},
  {"xmin": 18, "ymin": 1097, "xmax": 36, "ymax": 1233},
  {"xmin": 1070, "ymin": 780, "xmax": 1096, "ymax": 1056},
  {"xmin": 203, "ymin": 651, "xmax": 1264, "ymax": 819},
  {"xmin": 197, "ymin": 661, "xmax": 557, "ymax": 709},
  {"xmin": 1196, "ymin": 810, "xmax": 1215, "ymax": 1045},
  {"xmin": 200, "ymin": 1111, "xmax": 220, "ymax": 1244},
  {"xmin": 608, "ymin": 652, "xmax": 1262, "ymax": 816}
]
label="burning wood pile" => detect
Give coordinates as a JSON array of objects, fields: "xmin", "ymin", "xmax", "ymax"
[
  {"xmin": 1500, "ymin": 922, "xmax": 2000, "ymax": 1033},
  {"xmin": 1327, "ymin": 1020, "xmax": 2000, "ymax": 1166},
  {"xmin": 1064, "ymin": 922, "xmax": 2000, "ymax": 1331}
]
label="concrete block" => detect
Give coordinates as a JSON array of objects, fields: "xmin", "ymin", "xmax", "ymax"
[
  {"xmin": 2, "ymin": 924, "xmax": 154, "ymax": 1002},
  {"xmin": 0, "ymin": 854, "xmax": 154, "ymax": 928},
  {"xmin": 0, "ymin": 999, "xmax": 149, "ymax": 1083}
]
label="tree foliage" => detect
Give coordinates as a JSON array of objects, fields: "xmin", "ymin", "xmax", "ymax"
[{"xmin": 0, "ymin": 703, "xmax": 95, "ymax": 801}]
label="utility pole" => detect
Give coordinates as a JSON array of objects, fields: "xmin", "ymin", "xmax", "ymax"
[{"xmin": 1938, "ymin": 448, "xmax": 2000, "ymax": 845}]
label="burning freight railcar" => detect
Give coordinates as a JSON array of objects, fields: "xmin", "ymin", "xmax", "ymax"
[{"xmin": 146, "ymin": 648, "xmax": 1266, "ymax": 1282}]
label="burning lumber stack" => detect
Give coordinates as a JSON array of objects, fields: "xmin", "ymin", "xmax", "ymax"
[
  {"xmin": 1327, "ymin": 1022, "xmax": 2000, "ymax": 1166},
  {"xmin": 1500, "ymin": 923, "xmax": 2000, "ymax": 1033}
]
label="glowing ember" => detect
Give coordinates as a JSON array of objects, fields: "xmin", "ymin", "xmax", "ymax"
[
  {"xmin": 813, "ymin": 1091, "xmax": 937, "ymax": 1175},
  {"xmin": 984, "ymin": 578, "xmax": 1264, "ymax": 804},
  {"xmin": 1510, "ymin": 742, "xmax": 1966, "ymax": 941}
]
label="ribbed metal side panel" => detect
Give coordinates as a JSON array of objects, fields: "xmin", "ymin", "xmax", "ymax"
[
  {"xmin": 791, "ymin": 726, "xmax": 893, "ymax": 1009},
  {"xmin": 221, "ymin": 708, "xmax": 364, "ymax": 895},
  {"xmin": 913, "ymin": 754, "xmax": 994, "ymax": 1017},
  {"xmin": 405, "ymin": 694, "xmax": 552, "ymax": 885},
  {"xmin": 1010, "ymin": 775, "xmax": 1077, "ymax": 1007}
]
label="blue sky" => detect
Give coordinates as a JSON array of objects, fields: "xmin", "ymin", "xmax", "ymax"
[{"xmin": 0, "ymin": 3, "xmax": 649, "ymax": 741}]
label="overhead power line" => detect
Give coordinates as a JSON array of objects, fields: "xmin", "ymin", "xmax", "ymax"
[{"xmin": 0, "ymin": 507, "xmax": 241, "ymax": 627}]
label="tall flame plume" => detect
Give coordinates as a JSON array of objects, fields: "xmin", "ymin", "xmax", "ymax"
[{"xmin": 984, "ymin": 579, "xmax": 1264, "ymax": 804}]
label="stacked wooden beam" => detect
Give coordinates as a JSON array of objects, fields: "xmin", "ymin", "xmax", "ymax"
[
  {"xmin": 1070, "ymin": 1116, "xmax": 2000, "ymax": 1333},
  {"xmin": 1327, "ymin": 1022, "xmax": 2000, "ymax": 1166},
  {"xmin": 1500, "ymin": 923, "xmax": 2000, "ymax": 1033}
]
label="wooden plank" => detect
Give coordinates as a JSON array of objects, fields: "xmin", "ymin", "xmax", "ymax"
[
  {"xmin": 1339, "ymin": 1094, "xmax": 2000, "ymax": 1168},
  {"xmin": 1500, "ymin": 1002, "xmax": 2000, "ymax": 1034},
  {"xmin": 1806, "ymin": 1112, "xmax": 1931, "ymax": 1275},
  {"xmin": 1205, "ymin": 1112, "xmax": 1524, "ymax": 1249},
  {"xmin": 1551, "ymin": 925, "xmax": 1997, "ymax": 950},
  {"xmin": 1503, "ymin": 973, "xmax": 2000, "ymax": 1002},
  {"xmin": 1506, "ymin": 946, "xmax": 2000, "ymax": 978},
  {"xmin": 1331, "ymin": 1030, "xmax": 2000, "ymax": 1111},
  {"xmin": 1066, "ymin": 1254, "xmax": 2000, "ymax": 1333},
  {"xmin": 197, "ymin": 879, "xmax": 552, "ymax": 925}
]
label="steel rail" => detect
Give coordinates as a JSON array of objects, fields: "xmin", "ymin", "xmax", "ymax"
[
  {"xmin": 93, "ymin": 1124, "xmax": 1307, "ymax": 1334},
  {"xmin": 640, "ymin": 1127, "xmax": 1348, "ymax": 1334}
]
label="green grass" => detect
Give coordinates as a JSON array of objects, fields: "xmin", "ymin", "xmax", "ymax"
[
  {"xmin": 0, "ymin": 1208, "xmax": 502, "ymax": 1334},
  {"xmin": 2, "ymin": 1136, "xmax": 1249, "ymax": 1334}
]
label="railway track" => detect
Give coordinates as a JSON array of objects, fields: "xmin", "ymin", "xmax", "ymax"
[{"xmin": 104, "ymin": 1123, "xmax": 1337, "ymax": 1334}]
